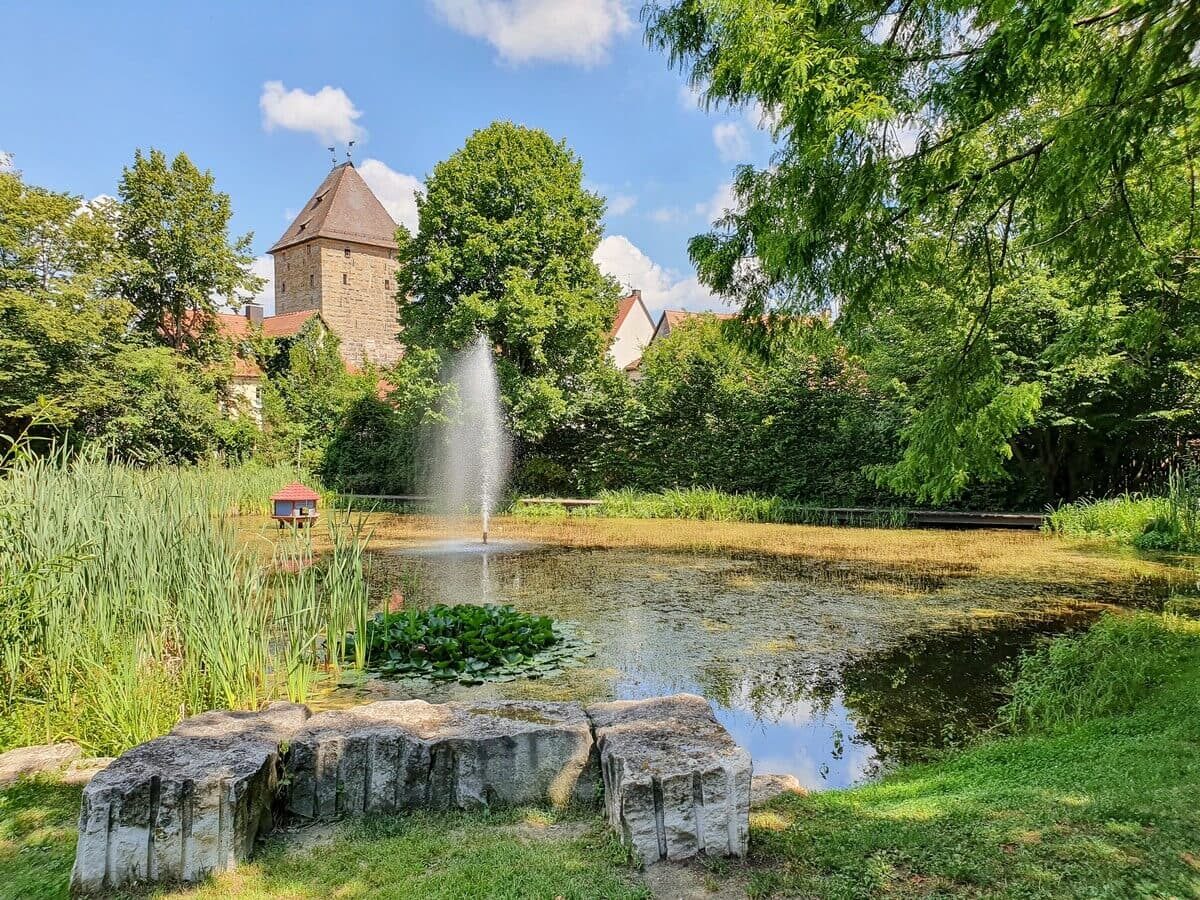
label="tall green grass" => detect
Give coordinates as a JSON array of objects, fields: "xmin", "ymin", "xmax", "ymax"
[
  {"xmin": 0, "ymin": 449, "xmax": 370, "ymax": 755},
  {"xmin": 512, "ymin": 487, "xmax": 909, "ymax": 528},
  {"xmin": 1001, "ymin": 611, "xmax": 1200, "ymax": 732},
  {"xmin": 1045, "ymin": 469, "xmax": 1200, "ymax": 551}
]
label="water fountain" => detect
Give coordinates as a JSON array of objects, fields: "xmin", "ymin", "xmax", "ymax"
[{"xmin": 427, "ymin": 334, "xmax": 512, "ymax": 546}]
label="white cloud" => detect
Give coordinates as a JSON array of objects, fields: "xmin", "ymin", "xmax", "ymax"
[
  {"xmin": 431, "ymin": 0, "xmax": 633, "ymax": 65},
  {"xmin": 648, "ymin": 206, "xmax": 686, "ymax": 224},
  {"xmin": 593, "ymin": 234, "xmax": 724, "ymax": 314},
  {"xmin": 695, "ymin": 181, "xmax": 737, "ymax": 224},
  {"xmin": 712, "ymin": 122, "xmax": 750, "ymax": 162},
  {"xmin": 607, "ymin": 193, "xmax": 637, "ymax": 216},
  {"xmin": 259, "ymin": 80, "xmax": 365, "ymax": 144},
  {"xmin": 245, "ymin": 255, "xmax": 276, "ymax": 315},
  {"xmin": 358, "ymin": 158, "xmax": 423, "ymax": 233}
]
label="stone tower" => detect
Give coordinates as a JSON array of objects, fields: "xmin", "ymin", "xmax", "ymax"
[{"xmin": 269, "ymin": 162, "xmax": 403, "ymax": 366}]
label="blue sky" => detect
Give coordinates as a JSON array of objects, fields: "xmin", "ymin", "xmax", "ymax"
[{"xmin": 1, "ymin": 0, "xmax": 777, "ymax": 315}]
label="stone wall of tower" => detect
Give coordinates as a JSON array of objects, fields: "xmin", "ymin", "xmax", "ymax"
[
  {"xmin": 272, "ymin": 238, "xmax": 403, "ymax": 367},
  {"xmin": 316, "ymin": 238, "xmax": 402, "ymax": 367},
  {"xmin": 273, "ymin": 242, "xmax": 322, "ymax": 315}
]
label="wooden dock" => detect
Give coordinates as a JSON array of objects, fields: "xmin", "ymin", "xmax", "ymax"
[{"xmin": 821, "ymin": 507, "xmax": 1044, "ymax": 529}]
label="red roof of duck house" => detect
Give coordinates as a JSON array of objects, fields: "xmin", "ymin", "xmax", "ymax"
[{"xmin": 271, "ymin": 482, "xmax": 320, "ymax": 502}]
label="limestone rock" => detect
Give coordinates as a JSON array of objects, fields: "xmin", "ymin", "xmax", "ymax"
[
  {"xmin": 62, "ymin": 757, "xmax": 115, "ymax": 787},
  {"xmin": 71, "ymin": 702, "xmax": 309, "ymax": 894},
  {"xmin": 750, "ymin": 773, "xmax": 805, "ymax": 808},
  {"xmin": 587, "ymin": 694, "xmax": 751, "ymax": 864},
  {"xmin": 0, "ymin": 742, "xmax": 81, "ymax": 787},
  {"xmin": 284, "ymin": 699, "xmax": 597, "ymax": 819}
]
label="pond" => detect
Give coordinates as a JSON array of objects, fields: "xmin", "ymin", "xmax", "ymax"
[{"xmin": 330, "ymin": 539, "xmax": 1168, "ymax": 790}]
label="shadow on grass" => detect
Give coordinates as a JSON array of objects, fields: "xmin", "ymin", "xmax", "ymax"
[{"xmin": 0, "ymin": 777, "xmax": 82, "ymax": 900}]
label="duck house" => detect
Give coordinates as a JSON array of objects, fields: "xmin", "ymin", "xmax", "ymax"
[{"xmin": 270, "ymin": 482, "xmax": 320, "ymax": 528}]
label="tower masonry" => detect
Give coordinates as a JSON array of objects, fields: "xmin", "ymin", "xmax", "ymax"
[{"xmin": 269, "ymin": 163, "xmax": 403, "ymax": 367}]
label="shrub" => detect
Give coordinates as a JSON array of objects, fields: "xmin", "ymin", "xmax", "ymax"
[
  {"xmin": 1044, "ymin": 493, "xmax": 1166, "ymax": 541},
  {"xmin": 1001, "ymin": 613, "xmax": 1200, "ymax": 733},
  {"xmin": 1047, "ymin": 470, "xmax": 1200, "ymax": 551}
]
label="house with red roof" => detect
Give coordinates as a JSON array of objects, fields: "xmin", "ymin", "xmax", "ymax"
[
  {"xmin": 651, "ymin": 308, "xmax": 738, "ymax": 343},
  {"xmin": 608, "ymin": 290, "xmax": 655, "ymax": 373}
]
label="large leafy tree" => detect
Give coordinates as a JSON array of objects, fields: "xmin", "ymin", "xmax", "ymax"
[
  {"xmin": 644, "ymin": 0, "xmax": 1200, "ymax": 500},
  {"xmin": 396, "ymin": 121, "xmax": 622, "ymax": 442},
  {"xmin": 0, "ymin": 168, "xmax": 245, "ymax": 460},
  {"xmin": 117, "ymin": 149, "xmax": 260, "ymax": 354}
]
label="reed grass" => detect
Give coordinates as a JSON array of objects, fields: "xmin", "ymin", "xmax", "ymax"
[
  {"xmin": 0, "ymin": 449, "xmax": 371, "ymax": 755},
  {"xmin": 1044, "ymin": 467, "xmax": 1200, "ymax": 551}
]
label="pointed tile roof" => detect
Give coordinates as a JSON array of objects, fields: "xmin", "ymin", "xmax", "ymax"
[
  {"xmin": 272, "ymin": 482, "xmax": 320, "ymax": 502},
  {"xmin": 269, "ymin": 162, "xmax": 398, "ymax": 253}
]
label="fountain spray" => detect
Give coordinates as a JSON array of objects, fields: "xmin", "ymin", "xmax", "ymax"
[{"xmin": 429, "ymin": 334, "xmax": 511, "ymax": 544}]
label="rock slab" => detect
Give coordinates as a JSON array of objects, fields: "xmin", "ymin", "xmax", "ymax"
[
  {"xmin": 750, "ymin": 773, "xmax": 805, "ymax": 808},
  {"xmin": 0, "ymin": 742, "xmax": 81, "ymax": 787},
  {"xmin": 284, "ymin": 699, "xmax": 597, "ymax": 819},
  {"xmin": 70, "ymin": 703, "xmax": 309, "ymax": 894},
  {"xmin": 587, "ymin": 694, "xmax": 751, "ymax": 864}
]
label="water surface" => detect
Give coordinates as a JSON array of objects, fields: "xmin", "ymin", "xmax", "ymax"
[{"xmin": 344, "ymin": 544, "xmax": 1131, "ymax": 789}]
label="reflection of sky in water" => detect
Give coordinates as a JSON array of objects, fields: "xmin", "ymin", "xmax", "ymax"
[
  {"xmin": 365, "ymin": 545, "xmax": 1100, "ymax": 789},
  {"xmin": 615, "ymin": 670, "xmax": 877, "ymax": 789}
]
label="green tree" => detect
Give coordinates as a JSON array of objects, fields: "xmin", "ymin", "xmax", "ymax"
[
  {"xmin": 626, "ymin": 316, "xmax": 900, "ymax": 502},
  {"xmin": 0, "ymin": 168, "xmax": 247, "ymax": 462},
  {"xmin": 396, "ymin": 121, "xmax": 622, "ymax": 442},
  {"xmin": 644, "ymin": 0, "xmax": 1200, "ymax": 500},
  {"xmin": 320, "ymin": 347, "xmax": 449, "ymax": 493},
  {"xmin": 262, "ymin": 319, "xmax": 379, "ymax": 469},
  {"xmin": 117, "ymin": 149, "xmax": 260, "ymax": 354},
  {"xmin": 69, "ymin": 346, "xmax": 254, "ymax": 463}
]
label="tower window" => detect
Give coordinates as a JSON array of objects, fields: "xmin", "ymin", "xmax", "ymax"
[
  {"xmin": 384, "ymin": 279, "xmax": 391, "ymax": 290},
  {"xmin": 309, "ymin": 274, "xmax": 314, "ymax": 287},
  {"xmin": 344, "ymin": 248, "xmax": 351, "ymax": 258},
  {"xmin": 280, "ymin": 281, "xmax": 285, "ymax": 294},
  {"xmin": 342, "ymin": 273, "xmax": 348, "ymax": 285}
]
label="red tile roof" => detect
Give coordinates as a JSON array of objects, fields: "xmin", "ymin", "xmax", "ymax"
[
  {"xmin": 168, "ymin": 308, "xmax": 320, "ymax": 342},
  {"xmin": 269, "ymin": 163, "xmax": 398, "ymax": 253},
  {"xmin": 259, "ymin": 310, "xmax": 317, "ymax": 338},
  {"xmin": 610, "ymin": 291, "xmax": 639, "ymax": 338},
  {"xmin": 231, "ymin": 356, "xmax": 264, "ymax": 378},
  {"xmin": 660, "ymin": 309, "xmax": 737, "ymax": 329},
  {"xmin": 272, "ymin": 482, "xmax": 320, "ymax": 502}
]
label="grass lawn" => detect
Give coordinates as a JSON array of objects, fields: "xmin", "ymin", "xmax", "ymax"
[
  {"xmin": 0, "ymin": 790, "xmax": 648, "ymax": 900},
  {"xmin": 746, "ymin": 683, "xmax": 1200, "ymax": 897}
]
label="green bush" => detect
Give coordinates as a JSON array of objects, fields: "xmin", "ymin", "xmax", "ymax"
[
  {"xmin": 523, "ymin": 318, "xmax": 905, "ymax": 506},
  {"xmin": 1001, "ymin": 613, "xmax": 1200, "ymax": 733},
  {"xmin": 575, "ymin": 487, "xmax": 907, "ymax": 527},
  {"xmin": 1044, "ymin": 493, "xmax": 1166, "ymax": 541},
  {"xmin": 1047, "ymin": 470, "xmax": 1200, "ymax": 551},
  {"xmin": 351, "ymin": 604, "xmax": 589, "ymax": 685}
]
